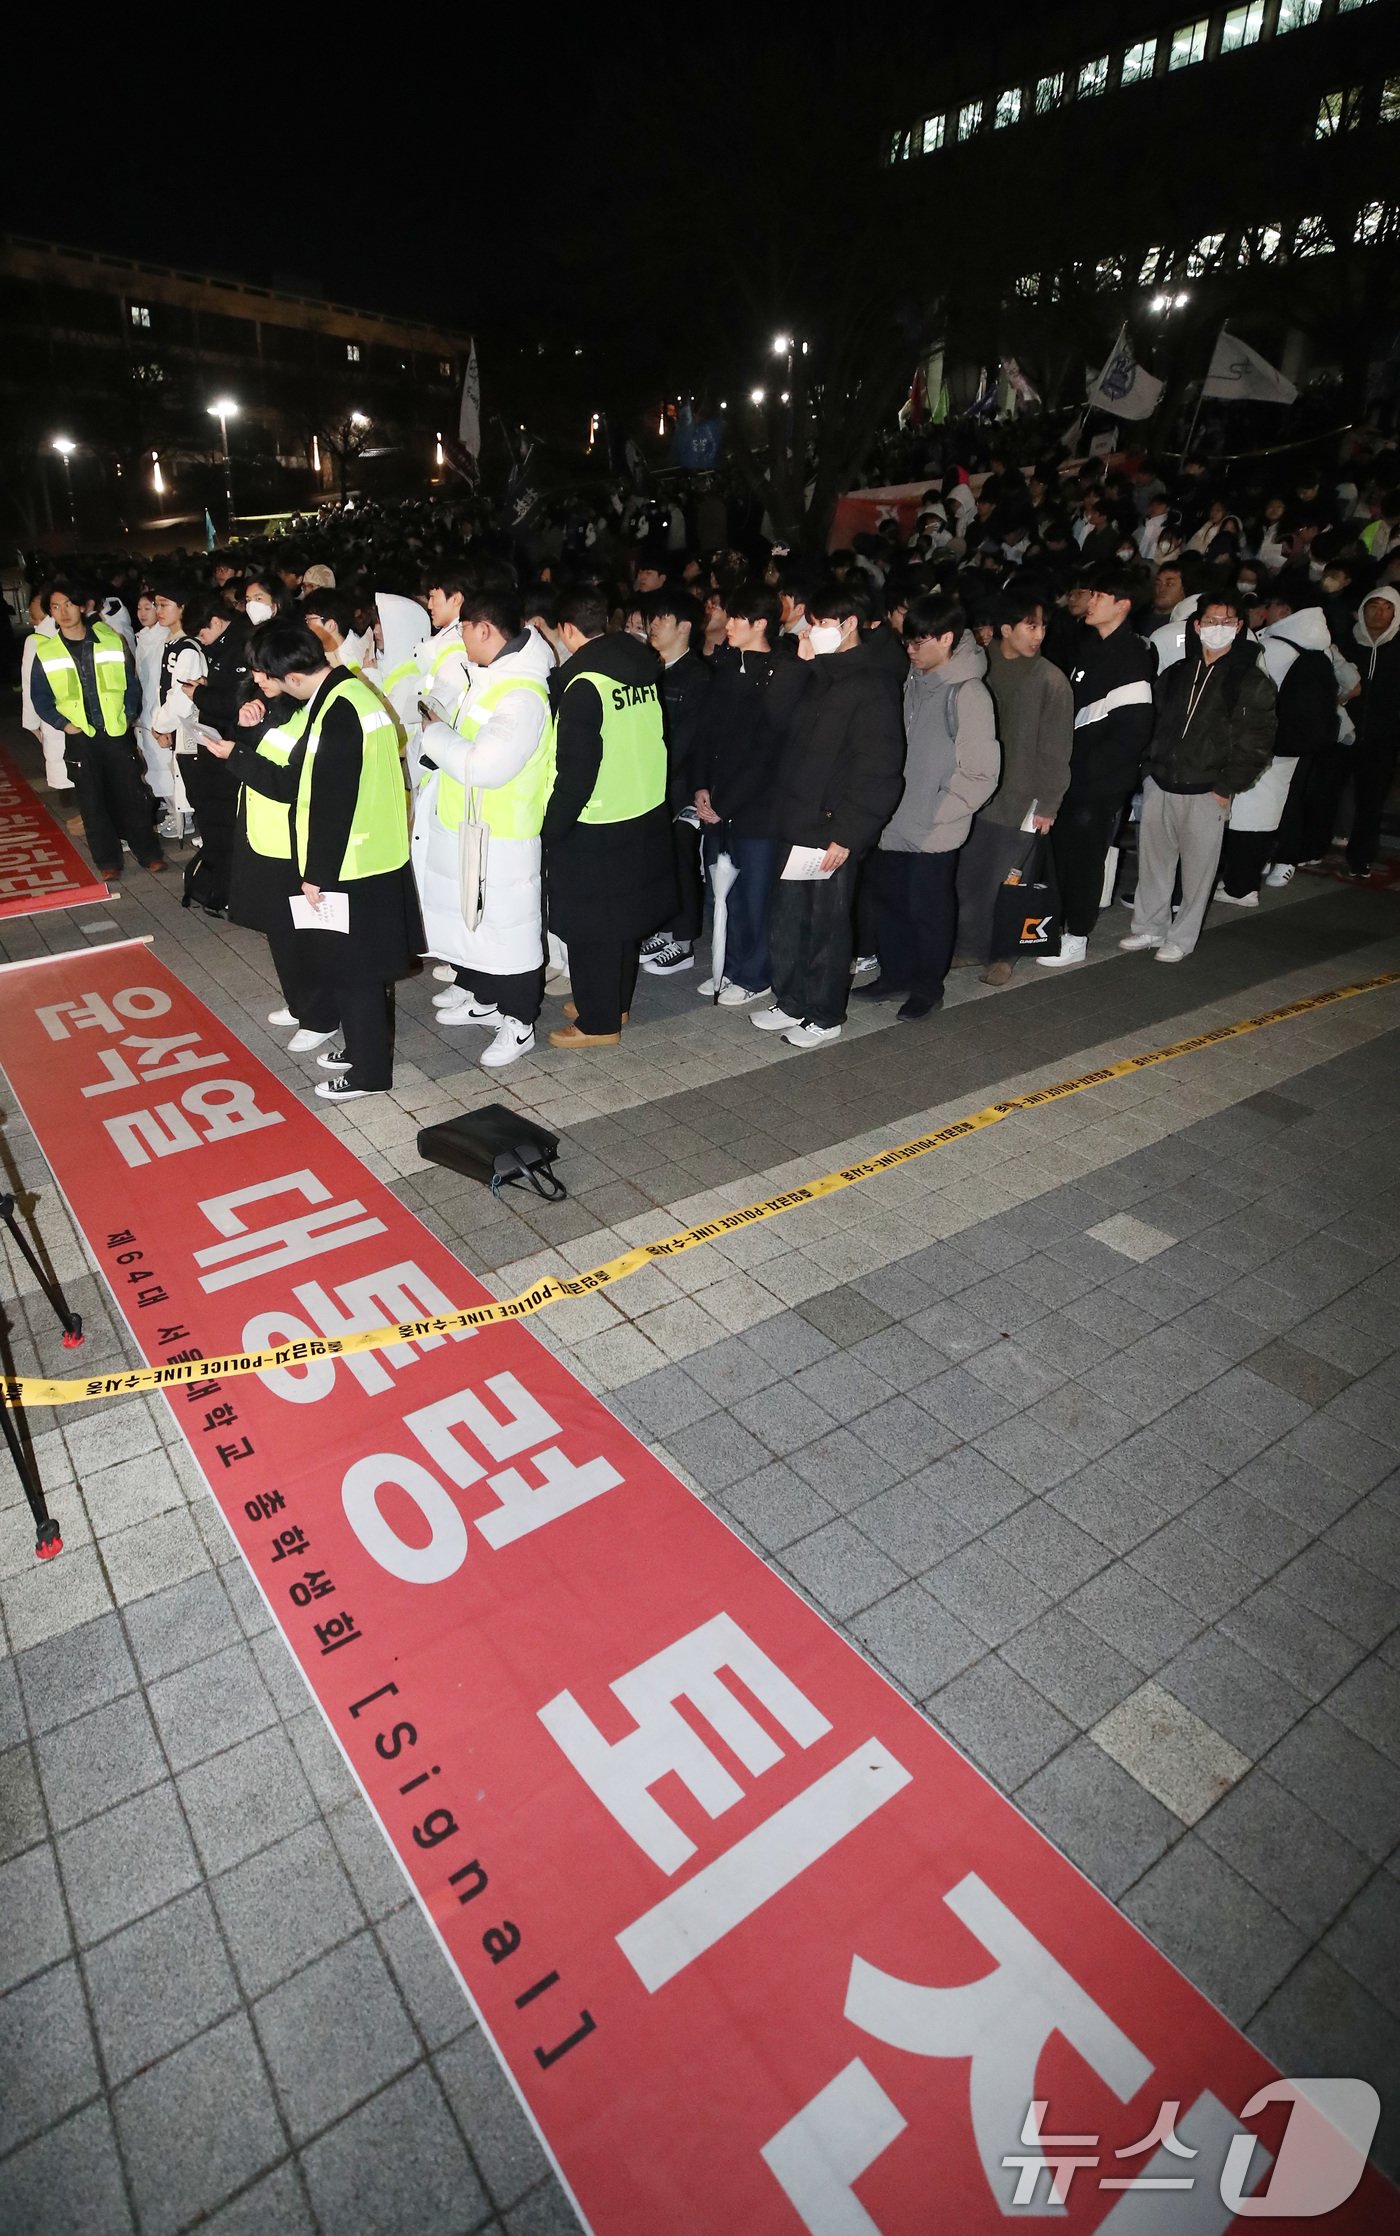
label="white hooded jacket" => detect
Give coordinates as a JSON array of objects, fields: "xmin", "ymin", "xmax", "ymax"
[{"xmin": 411, "ymin": 626, "xmax": 554, "ymax": 980}]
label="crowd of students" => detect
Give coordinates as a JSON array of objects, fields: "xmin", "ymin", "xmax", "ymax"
[{"xmin": 13, "ymin": 439, "xmax": 1400, "ymax": 1097}]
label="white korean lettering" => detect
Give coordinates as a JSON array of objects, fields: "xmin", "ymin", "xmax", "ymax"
[
  {"xmin": 341, "ymin": 1453, "xmax": 468, "ymax": 1584},
  {"xmin": 476, "ymin": 1444, "xmax": 622, "ymax": 1549},
  {"xmin": 37, "ymin": 986, "xmax": 171, "ymax": 1040},
  {"xmin": 760, "ymin": 2061, "xmax": 905, "ymax": 2235},
  {"xmin": 104, "ymin": 1101, "xmax": 202, "ymax": 1167},
  {"xmin": 242, "ymin": 1260, "xmax": 471, "ymax": 1402},
  {"xmin": 195, "ymin": 1169, "xmax": 384, "ymax": 1292},
  {"xmin": 81, "ymin": 1032, "xmax": 226, "ymax": 1097}
]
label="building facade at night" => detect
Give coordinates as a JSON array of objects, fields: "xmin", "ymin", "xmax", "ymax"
[
  {"xmin": 878, "ymin": 0, "xmax": 1398, "ymax": 421},
  {"xmin": 0, "ymin": 235, "xmax": 472, "ymax": 543}
]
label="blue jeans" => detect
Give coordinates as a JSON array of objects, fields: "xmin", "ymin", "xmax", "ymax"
[{"xmin": 709, "ymin": 834, "xmax": 776, "ymax": 991}]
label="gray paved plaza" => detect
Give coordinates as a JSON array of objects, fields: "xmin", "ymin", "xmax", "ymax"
[{"xmin": 3, "ymin": 802, "xmax": 1400, "ymax": 2232}]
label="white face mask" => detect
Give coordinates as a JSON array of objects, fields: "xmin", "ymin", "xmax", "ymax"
[
  {"xmin": 1199, "ymin": 624, "xmax": 1238, "ymax": 652},
  {"xmin": 245, "ymin": 597, "xmax": 274, "ymax": 626},
  {"xmin": 808, "ymin": 623, "xmax": 845, "ymax": 655}
]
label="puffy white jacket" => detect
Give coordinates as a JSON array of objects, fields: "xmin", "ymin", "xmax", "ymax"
[{"xmin": 411, "ymin": 627, "xmax": 554, "ymax": 978}]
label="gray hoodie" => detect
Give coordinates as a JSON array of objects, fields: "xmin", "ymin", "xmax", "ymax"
[{"xmin": 881, "ymin": 634, "xmax": 999, "ymax": 855}]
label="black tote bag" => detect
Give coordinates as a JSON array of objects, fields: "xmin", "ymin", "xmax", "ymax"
[{"xmin": 990, "ymin": 834, "xmax": 1062, "ymax": 960}]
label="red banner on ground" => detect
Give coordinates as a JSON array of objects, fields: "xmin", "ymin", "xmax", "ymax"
[
  {"xmin": 1, "ymin": 939, "xmax": 1394, "ymax": 2235},
  {"xmin": 0, "ymin": 743, "xmax": 110, "ymax": 919}
]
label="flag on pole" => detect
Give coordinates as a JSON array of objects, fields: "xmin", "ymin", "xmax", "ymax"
[
  {"xmin": 1087, "ymin": 327, "xmax": 1163, "ymax": 420},
  {"xmin": 1201, "ymin": 327, "xmax": 1297, "ymax": 406},
  {"xmin": 204, "ymin": 508, "xmax": 216, "ymax": 552},
  {"xmin": 458, "ymin": 341, "xmax": 481, "ymax": 459}
]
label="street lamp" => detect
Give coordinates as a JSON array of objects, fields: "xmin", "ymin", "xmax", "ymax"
[
  {"xmin": 51, "ymin": 438, "xmax": 76, "ymax": 536},
  {"xmin": 771, "ymin": 333, "xmax": 792, "ymax": 356},
  {"xmin": 207, "ymin": 396, "xmax": 239, "ymax": 528},
  {"xmin": 749, "ymin": 387, "xmax": 766, "ymax": 406},
  {"xmin": 350, "ymin": 411, "xmax": 369, "ymax": 428}
]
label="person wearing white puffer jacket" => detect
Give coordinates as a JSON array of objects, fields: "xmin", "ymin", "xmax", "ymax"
[{"xmin": 412, "ymin": 575, "xmax": 553, "ymax": 1069}]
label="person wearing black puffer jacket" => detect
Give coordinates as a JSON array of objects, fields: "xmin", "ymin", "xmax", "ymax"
[{"xmin": 1345, "ymin": 586, "xmax": 1400, "ymax": 878}]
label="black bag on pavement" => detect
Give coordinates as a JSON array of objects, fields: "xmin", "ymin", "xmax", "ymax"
[
  {"xmin": 990, "ymin": 835, "xmax": 1062, "ymax": 960},
  {"xmin": 417, "ymin": 1105, "xmax": 568, "ymax": 1201}
]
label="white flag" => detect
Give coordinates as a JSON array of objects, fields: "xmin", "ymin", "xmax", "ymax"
[
  {"xmin": 1087, "ymin": 327, "xmax": 1163, "ymax": 421},
  {"xmin": 458, "ymin": 340, "xmax": 481, "ymax": 458},
  {"xmin": 1201, "ymin": 328, "xmax": 1296, "ymax": 406}
]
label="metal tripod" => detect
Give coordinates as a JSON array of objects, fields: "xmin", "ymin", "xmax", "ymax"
[{"xmin": 1, "ymin": 1192, "xmax": 84, "ymax": 1561}]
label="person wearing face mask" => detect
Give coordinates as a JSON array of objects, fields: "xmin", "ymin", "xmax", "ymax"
[
  {"xmin": 752, "ymin": 583, "xmax": 905, "ymax": 1048},
  {"xmin": 1121, "ymin": 591, "xmax": 1275, "ymax": 963},
  {"xmin": 241, "ymin": 575, "xmax": 284, "ymax": 631}
]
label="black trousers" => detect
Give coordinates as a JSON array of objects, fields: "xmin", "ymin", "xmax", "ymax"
[
  {"xmin": 568, "ymin": 940, "xmax": 639, "ymax": 1034},
  {"xmin": 267, "ymin": 922, "xmax": 337, "ymax": 1033},
  {"xmin": 181, "ymin": 749, "xmax": 238, "ymax": 907},
  {"xmin": 1220, "ymin": 830, "xmax": 1271, "ymax": 897},
  {"xmin": 1348, "ymin": 735, "xmax": 1400, "ymax": 872},
  {"xmin": 67, "ymin": 732, "xmax": 158, "ymax": 874},
  {"xmin": 452, "ymin": 963, "xmax": 542, "ymax": 1027},
  {"xmin": 1273, "ymin": 755, "xmax": 1325, "ymax": 868},
  {"xmin": 664, "ymin": 818, "xmax": 705, "ymax": 943},
  {"xmin": 769, "ymin": 856, "xmax": 858, "ymax": 1029},
  {"xmin": 873, "ymin": 851, "xmax": 959, "ymax": 1002},
  {"xmin": 337, "ymin": 981, "xmax": 395, "ymax": 1091},
  {"xmin": 1051, "ymin": 798, "xmax": 1122, "ymax": 936}
]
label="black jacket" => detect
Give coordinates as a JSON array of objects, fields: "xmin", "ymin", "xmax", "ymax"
[
  {"xmin": 543, "ymin": 630, "xmax": 678, "ymax": 942},
  {"xmin": 1274, "ymin": 650, "xmax": 1339, "ymax": 759},
  {"xmin": 1066, "ymin": 622, "xmax": 1156, "ymax": 803},
  {"xmin": 1148, "ymin": 638, "xmax": 1276, "ymax": 796},
  {"xmin": 701, "ymin": 647, "xmax": 810, "ymax": 840},
  {"xmin": 195, "ymin": 618, "xmax": 250, "ymax": 739},
  {"xmin": 768, "ymin": 642, "xmax": 905, "ymax": 857},
  {"xmin": 657, "ymin": 647, "xmax": 713, "ymax": 811},
  {"xmin": 1351, "ymin": 594, "xmax": 1400, "ymax": 758}
]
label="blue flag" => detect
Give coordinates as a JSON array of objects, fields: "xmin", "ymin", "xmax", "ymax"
[{"xmin": 204, "ymin": 508, "xmax": 216, "ymax": 552}]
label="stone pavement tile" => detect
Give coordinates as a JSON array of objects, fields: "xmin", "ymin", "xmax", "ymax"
[
  {"xmin": 1250, "ymin": 1953, "xmax": 1400, "ymax": 2184},
  {"xmin": 795, "ymin": 1286, "xmax": 891, "ymax": 1348},
  {"xmin": 731, "ymin": 1380, "xmax": 837, "ymax": 1458},
  {"xmin": 1220, "ymin": 1583, "xmax": 1364, "ymax": 1699},
  {"xmin": 1197, "ymin": 1770, "xmax": 1372, "ymax": 1938},
  {"xmin": 81, "ymin": 1446, "xmax": 189, "ymax": 1537},
  {"xmin": 0, "ymin": 1741, "xmax": 45, "ymax": 1866},
  {"xmin": 972, "ymin": 1414, "xmax": 1084, "ymax": 1494},
  {"xmin": 1046, "ymin": 1461, "xmax": 1169, "ymax": 1556},
  {"xmin": 1120, "ymin": 1321, "xmax": 1233, "ymax": 1396},
  {"xmin": 436, "ymin": 2028, "xmax": 551, "ymax": 2213},
  {"xmin": 222, "ymin": 1558, "xmax": 274, "ymax": 1640},
  {"xmin": 113, "ymin": 2012, "xmax": 287, "ymax": 2236},
  {"xmin": 788, "ymin": 1429, "xmax": 900, "ymax": 1512},
  {"xmin": 612, "ymin": 1364, "xmax": 717, "ymax": 1438},
  {"xmin": 84, "ymin": 1885, "xmax": 240, "ymax": 2087},
  {"xmin": 1213, "ymin": 1274, "xmax": 1310, "ymax": 1336},
  {"xmin": 1282, "ymin": 1414, "xmax": 1395, "ymax": 1491},
  {"xmin": 999, "ymin": 1608, "xmax": 1141, "ymax": 1728},
  {"xmin": 0, "ymin": 1659, "xmax": 21, "ymax": 1752},
  {"xmin": 664, "ymin": 1412, "xmax": 770, "ymax": 1494},
  {"xmin": 719, "ymin": 1464, "xmax": 838, "ymax": 1553},
  {"xmin": 255, "ymin": 1929, "xmax": 420, "ymax": 2144},
  {"xmin": 782, "ymin": 1521, "xmax": 906, "ymax": 1621},
  {"xmin": 1172, "ymin": 1298, "xmax": 1271, "ymax": 1365},
  {"xmin": 1290, "ymin": 1300, "xmax": 1392, "ymax": 1377},
  {"xmin": 746, "ymin": 1310, "xmax": 838, "ymax": 1375},
  {"xmin": 1017, "ymin": 1313, "xmax": 1118, "ymax": 1378},
  {"xmin": 856, "ymin": 1479, "xmax": 974, "ymax": 1574},
  {"xmin": 957, "ymin": 1275, "xmax": 1050, "ymax": 1336},
  {"xmin": 1326, "ymin": 1658, "xmax": 1400, "ymax": 1765},
  {"xmin": 853, "ymin": 1394, "xmax": 957, "ymax": 1475},
  {"xmin": 0, "ymin": 2102, "xmax": 134, "ymax": 2235},
  {"xmin": 62, "ymin": 1394, "xmax": 163, "ymax": 1478},
  {"xmin": 1121, "ymin": 1836, "xmax": 1306, "ymax": 2026},
  {"xmin": 202, "ymin": 2164, "xmax": 315, "ymax": 2236},
  {"xmin": 0, "ymin": 1957, "xmax": 100, "ymax": 2156},
  {"xmin": 1150, "ymin": 1395, "xmax": 1277, "ymax": 1475},
  {"xmin": 1086, "ymin": 1213, "xmax": 1175, "ymax": 1262},
  {"xmin": 846, "ymin": 1323, "xmax": 948, "ymax": 1392},
  {"xmin": 0, "ymin": 1843, "xmax": 69, "ymax": 1994},
  {"xmin": 102, "ymin": 1507, "xmax": 213, "ymax": 1608},
  {"xmin": 57, "ymin": 1780, "xmax": 201, "ymax": 1947},
  {"xmin": 1265, "ymin": 1710, "xmax": 1400, "ymax": 1861},
  {"xmin": 1128, "ymin": 1518, "xmax": 1260, "ymax": 1623},
  {"xmin": 930, "ymin": 1656, "xmax": 1074, "ymax": 1791},
  {"xmin": 1158, "ymin": 1627, "xmax": 1309, "ymax": 1759},
  {"xmin": 904, "ymin": 1300, "xmax": 989, "ymax": 1362},
  {"xmin": 1076, "ymin": 1351, "xmax": 1179, "ymax": 1426},
  {"xmin": 213, "ymin": 1821, "xmax": 365, "ymax": 2001},
  {"xmin": 793, "ymin": 1351, "xmax": 894, "ymax": 1421},
  {"xmin": 1326, "ymin": 1493, "xmax": 1400, "ymax": 1585},
  {"xmin": 178, "ymin": 1724, "xmax": 320, "ymax": 1877},
  {"xmin": 963, "ymin": 1339, "xmax": 1067, "ymax": 1409},
  {"xmin": 249, "ymin": 1628, "xmax": 313, "ymax": 1721},
  {"xmin": 985, "ymin": 1500, "xmax": 1110, "ymax": 1598},
  {"xmin": 1, "ymin": 1545, "xmax": 112, "ymax": 1653},
  {"xmin": 1232, "ymin": 1446, "xmax": 1360, "ymax": 1535},
  {"xmin": 301, "ymin": 2062, "xmax": 491, "ymax": 2236},
  {"xmin": 1326, "ymin": 1872, "xmax": 1400, "ymax": 2020},
  {"xmin": 850, "ymin": 1260, "xmax": 942, "ymax": 1316},
  {"xmin": 1067, "ymin": 1565, "xmax": 1204, "ymax": 1670},
  {"xmin": 34, "ymin": 1692, "xmax": 166, "ymax": 1836},
  {"xmin": 1184, "ymin": 1480, "xmax": 1311, "ymax": 1581},
  {"xmin": 1025, "ymin": 1383, "xmax": 1137, "ymax": 1461},
  {"xmin": 146, "ymin": 1637, "xmax": 280, "ymax": 1774},
  {"xmin": 924, "ymin": 1539, "xmax": 1052, "ymax": 1647},
  {"xmin": 1208, "ymin": 1363, "xmax": 1315, "ymax": 1439},
  {"xmin": 328, "ymin": 1797, "xmax": 413, "ymax": 1923},
  {"xmin": 910, "ymin": 1448, "xmax": 1028, "ymax": 1534},
  {"xmin": 1107, "ymin": 1424, "xmax": 1224, "ymax": 1514},
  {"xmin": 378, "ymin": 1906, "xmax": 473, "ymax": 2055},
  {"xmin": 505, "ymin": 2181, "xmax": 583, "ymax": 2235},
  {"xmin": 1273, "ymin": 1542, "xmax": 1399, "ymax": 1648},
  {"xmin": 1248, "ymin": 1338, "xmax": 1354, "ymax": 1408},
  {"xmin": 1062, "ymin": 1288, "xmax": 1161, "ymax": 1351},
  {"xmin": 1267, "ymin": 1231, "xmax": 1379, "ymax": 1304},
  {"xmin": 1091, "ymin": 1680, "xmax": 1249, "ymax": 1824},
  {"xmin": 1018, "ymin": 1738, "xmax": 1180, "ymax": 1899},
  {"xmin": 912, "ymin": 1365, "xmax": 1017, "ymax": 1439},
  {"xmin": 850, "ymin": 1585, "xmax": 984, "ymax": 1698}
]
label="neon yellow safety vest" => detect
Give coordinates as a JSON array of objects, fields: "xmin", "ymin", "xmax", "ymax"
[
  {"xmin": 294, "ymin": 675, "xmax": 409, "ymax": 881},
  {"xmin": 243, "ymin": 702, "xmax": 310, "ymax": 861},
  {"xmin": 33, "ymin": 620, "xmax": 129, "ymax": 737},
  {"xmin": 546, "ymin": 669, "xmax": 668, "ymax": 824},
  {"xmin": 434, "ymin": 674, "xmax": 552, "ymax": 840},
  {"xmin": 383, "ymin": 628, "xmax": 461, "ymax": 696}
]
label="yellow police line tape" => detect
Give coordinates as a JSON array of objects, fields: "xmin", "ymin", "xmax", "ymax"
[{"xmin": 6, "ymin": 969, "xmax": 1399, "ymax": 1411}]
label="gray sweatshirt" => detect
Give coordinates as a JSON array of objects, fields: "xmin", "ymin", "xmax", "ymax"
[
  {"xmin": 982, "ymin": 648, "xmax": 1074, "ymax": 830},
  {"xmin": 880, "ymin": 634, "xmax": 999, "ymax": 855}
]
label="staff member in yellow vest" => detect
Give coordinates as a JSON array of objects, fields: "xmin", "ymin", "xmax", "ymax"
[
  {"xmin": 27, "ymin": 577, "xmax": 165, "ymax": 880},
  {"xmin": 206, "ymin": 618, "xmax": 420, "ymax": 1102},
  {"xmin": 219, "ymin": 670, "xmax": 339, "ymax": 1050},
  {"xmin": 413, "ymin": 576, "xmax": 554, "ymax": 1070},
  {"xmin": 542, "ymin": 586, "xmax": 677, "ymax": 1049}
]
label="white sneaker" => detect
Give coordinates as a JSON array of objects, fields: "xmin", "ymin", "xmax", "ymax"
[
  {"xmin": 641, "ymin": 940, "xmax": 694, "ymax": 975},
  {"xmin": 1155, "ymin": 942, "xmax": 1187, "ymax": 963},
  {"xmin": 696, "ymin": 975, "xmax": 722, "ymax": 996},
  {"xmin": 480, "ymin": 1020, "xmax": 535, "ymax": 1068},
  {"xmin": 288, "ymin": 1026, "xmax": 337, "ymax": 1053},
  {"xmin": 850, "ymin": 954, "xmax": 879, "ymax": 979},
  {"xmin": 1036, "ymin": 934, "xmax": 1088, "ymax": 968},
  {"xmin": 314, "ymin": 1077, "xmax": 379, "ymax": 1102},
  {"xmin": 782, "ymin": 1021, "xmax": 842, "ymax": 1049},
  {"xmin": 1118, "ymin": 933, "xmax": 1162, "ymax": 952},
  {"xmin": 431, "ymin": 962, "xmax": 456, "ymax": 982},
  {"xmin": 1264, "ymin": 863, "xmax": 1294, "ymax": 888},
  {"xmin": 752, "ymin": 1006, "xmax": 802, "ymax": 1032},
  {"xmin": 717, "ymin": 982, "xmax": 770, "ymax": 1006},
  {"xmin": 432, "ymin": 985, "xmax": 465, "ymax": 1008},
  {"xmin": 436, "ymin": 993, "xmax": 501, "ymax": 1028},
  {"xmin": 1213, "ymin": 883, "xmax": 1258, "ymax": 907},
  {"xmin": 267, "ymin": 1007, "xmax": 298, "ymax": 1027}
]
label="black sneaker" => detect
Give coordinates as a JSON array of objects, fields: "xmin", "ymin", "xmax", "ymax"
[
  {"xmin": 316, "ymin": 1048, "xmax": 353, "ymax": 1071},
  {"xmin": 640, "ymin": 933, "xmax": 670, "ymax": 958},
  {"xmin": 314, "ymin": 1077, "xmax": 378, "ymax": 1102},
  {"xmin": 641, "ymin": 940, "xmax": 695, "ymax": 976}
]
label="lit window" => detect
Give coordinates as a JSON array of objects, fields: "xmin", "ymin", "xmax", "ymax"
[
  {"xmin": 1240, "ymin": 222, "xmax": 1283, "ymax": 265},
  {"xmin": 1316, "ymin": 86, "xmax": 1363, "ymax": 136},
  {"xmin": 1220, "ymin": 2, "xmax": 1263, "ymax": 52},
  {"xmin": 1292, "ymin": 214, "xmax": 1333, "ymax": 258},
  {"xmin": 1120, "ymin": 39, "xmax": 1157, "ymax": 85},
  {"xmin": 346, "ymin": 342, "xmax": 361, "ymax": 362},
  {"xmin": 1094, "ymin": 256, "xmax": 1123, "ymax": 288},
  {"xmin": 1380, "ymin": 78, "xmax": 1400, "ymax": 125},
  {"xmin": 1137, "ymin": 245, "xmax": 1167, "ymax": 285},
  {"xmin": 920, "ymin": 113, "xmax": 945, "ymax": 154},
  {"xmin": 1078, "ymin": 56, "xmax": 1109, "ymax": 99},
  {"xmin": 1337, "ymin": 0, "xmax": 1375, "ymax": 11},
  {"xmin": 1035, "ymin": 73, "xmax": 1064, "ymax": 113},
  {"xmin": 957, "ymin": 99, "xmax": 983, "ymax": 140},
  {"xmin": 1357, "ymin": 200, "xmax": 1396, "ymax": 244},
  {"xmin": 438, "ymin": 358, "xmax": 452, "ymax": 377},
  {"xmin": 1014, "ymin": 275, "xmax": 1040, "ymax": 300},
  {"xmin": 130, "ymin": 303, "xmax": 150, "ymax": 329},
  {"xmin": 1168, "ymin": 20, "xmax": 1209, "ymax": 70},
  {"xmin": 1185, "ymin": 232, "xmax": 1226, "ymax": 276},
  {"xmin": 1276, "ymin": 0, "xmax": 1321, "ymax": 25},
  {"xmin": 994, "ymin": 87, "xmax": 1021, "ymax": 129}
]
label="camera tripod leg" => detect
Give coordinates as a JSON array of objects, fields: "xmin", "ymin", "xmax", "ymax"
[
  {"xmin": 0, "ymin": 1194, "xmax": 84, "ymax": 1348},
  {"xmin": 0, "ymin": 1396, "xmax": 62, "ymax": 1561}
]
